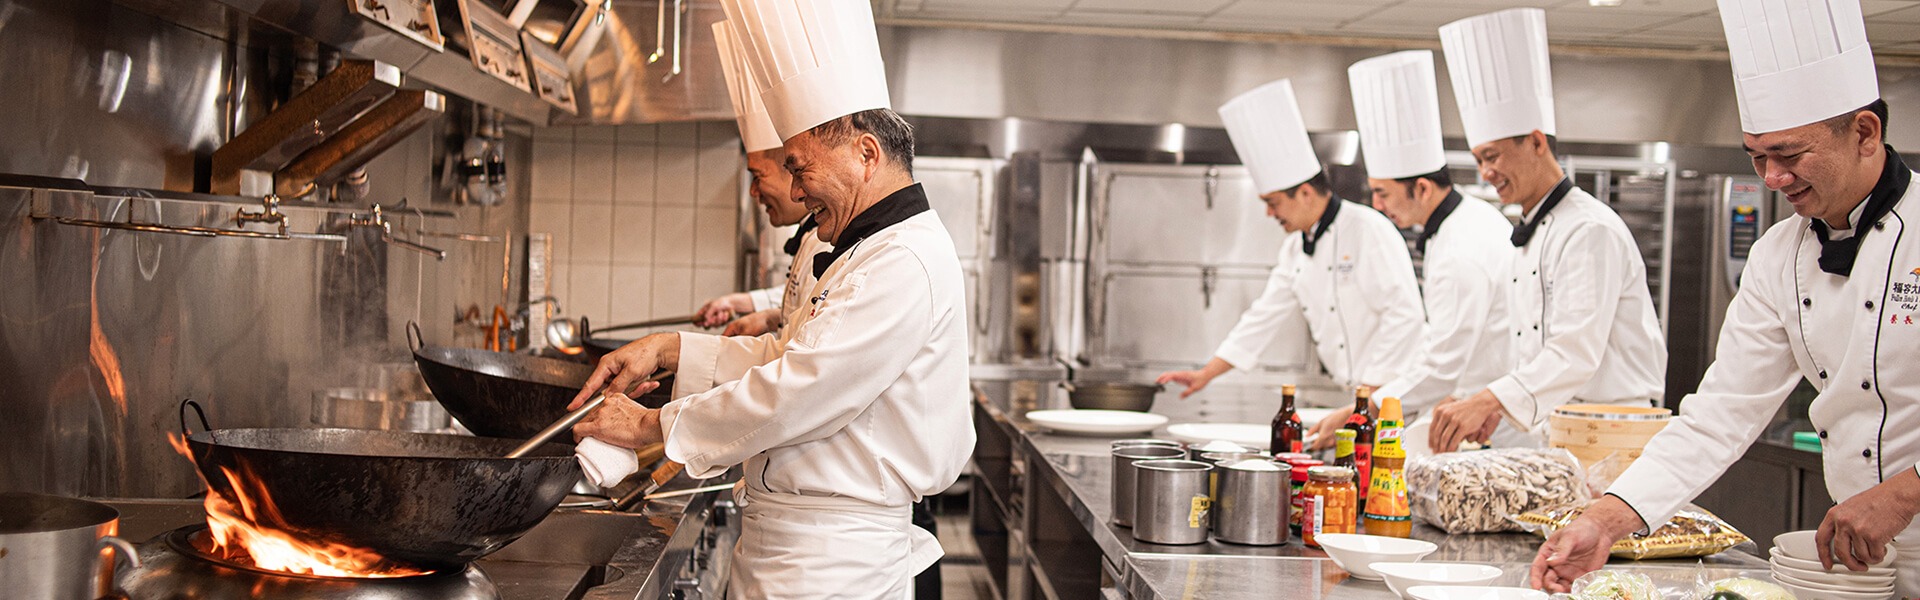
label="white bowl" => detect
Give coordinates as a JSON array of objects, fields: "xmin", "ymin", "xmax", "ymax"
[
  {"xmin": 1771, "ymin": 550, "xmax": 1897, "ymax": 576},
  {"xmin": 1372, "ymin": 562, "xmax": 1503, "ymax": 598},
  {"xmin": 1773, "ymin": 531, "xmax": 1898, "ymax": 568},
  {"xmin": 1406, "ymin": 585, "xmax": 1548, "ymax": 600},
  {"xmin": 1772, "ymin": 559, "xmax": 1897, "ymax": 588},
  {"xmin": 1774, "ymin": 576, "xmax": 1895, "ymax": 600},
  {"xmin": 1772, "ymin": 571, "xmax": 1895, "ymax": 594},
  {"xmin": 1315, "ymin": 533, "xmax": 1439, "ymax": 581}
]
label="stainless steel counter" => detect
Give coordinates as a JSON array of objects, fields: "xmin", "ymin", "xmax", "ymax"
[{"xmin": 970, "ymin": 383, "xmax": 1771, "ymax": 599}]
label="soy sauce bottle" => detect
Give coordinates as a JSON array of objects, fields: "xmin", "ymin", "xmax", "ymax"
[
  {"xmin": 1343, "ymin": 387, "xmax": 1375, "ymax": 506},
  {"xmin": 1270, "ymin": 384, "xmax": 1304, "ymax": 455}
]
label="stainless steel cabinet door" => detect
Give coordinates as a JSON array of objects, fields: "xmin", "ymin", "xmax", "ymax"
[
  {"xmin": 1093, "ymin": 268, "xmax": 1312, "ymax": 371},
  {"xmin": 1094, "ymin": 164, "xmax": 1283, "ymax": 268}
]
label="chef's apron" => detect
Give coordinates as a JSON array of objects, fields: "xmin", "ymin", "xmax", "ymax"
[{"xmin": 727, "ymin": 483, "xmax": 942, "ymax": 600}]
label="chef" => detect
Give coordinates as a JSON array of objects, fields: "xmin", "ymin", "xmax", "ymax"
[
  {"xmin": 1425, "ymin": 8, "xmax": 1666, "ymax": 453},
  {"xmin": 1157, "ymin": 79, "xmax": 1427, "ymax": 399},
  {"xmin": 691, "ymin": 21, "xmax": 827, "ymax": 338},
  {"xmin": 1532, "ymin": 0, "xmax": 1920, "ymax": 594},
  {"xmin": 1309, "ymin": 50, "xmax": 1523, "ymax": 449},
  {"xmin": 568, "ymin": 0, "xmax": 974, "ymax": 596}
]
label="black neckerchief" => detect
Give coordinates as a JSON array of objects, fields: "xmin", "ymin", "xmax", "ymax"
[
  {"xmin": 782, "ymin": 215, "xmax": 819, "ymax": 256},
  {"xmin": 1301, "ymin": 195, "xmax": 1342, "ymax": 256},
  {"xmin": 1416, "ymin": 189, "xmax": 1464, "ymax": 255},
  {"xmin": 1811, "ymin": 146, "xmax": 1909, "ymax": 277},
  {"xmin": 1510, "ymin": 178, "xmax": 1574, "ymax": 247},
  {"xmin": 812, "ymin": 183, "xmax": 932, "ymax": 279}
]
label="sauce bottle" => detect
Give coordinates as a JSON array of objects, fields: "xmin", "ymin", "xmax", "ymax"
[
  {"xmin": 1270, "ymin": 384, "xmax": 1304, "ymax": 455},
  {"xmin": 1285, "ymin": 457, "xmax": 1323, "ymax": 531},
  {"xmin": 1343, "ymin": 387, "xmax": 1375, "ymax": 505},
  {"xmin": 1363, "ymin": 396, "xmax": 1413, "ymax": 538},
  {"xmin": 1300, "ymin": 465, "xmax": 1357, "ymax": 548}
]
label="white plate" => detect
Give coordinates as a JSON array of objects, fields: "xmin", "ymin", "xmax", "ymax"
[
  {"xmin": 1406, "ymin": 586, "xmax": 1547, "ymax": 600},
  {"xmin": 1772, "ymin": 559, "xmax": 1896, "ymax": 587},
  {"xmin": 1315, "ymin": 533, "xmax": 1439, "ymax": 581},
  {"xmin": 1167, "ymin": 423, "xmax": 1273, "ymax": 450},
  {"xmin": 1372, "ymin": 562, "xmax": 1503, "ymax": 599},
  {"xmin": 1774, "ymin": 531, "xmax": 1898, "ymax": 568},
  {"xmin": 1772, "ymin": 570, "xmax": 1895, "ymax": 593},
  {"xmin": 1771, "ymin": 552, "xmax": 1896, "ymax": 576},
  {"xmin": 1026, "ymin": 410, "xmax": 1169, "ymax": 436},
  {"xmin": 1774, "ymin": 576, "xmax": 1894, "ymax": 600}
]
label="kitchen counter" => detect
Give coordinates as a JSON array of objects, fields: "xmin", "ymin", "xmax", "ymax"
[{"xmin": 971, "ymin": 384, "xmax": 1771, "ymax": 599}]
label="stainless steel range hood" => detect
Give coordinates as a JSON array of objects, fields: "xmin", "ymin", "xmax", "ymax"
[{"xmin": 210, "ymin": 60, "xmax": 446, "ymax": 196}]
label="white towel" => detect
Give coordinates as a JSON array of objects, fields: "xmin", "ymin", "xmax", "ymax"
[{"xmin": 575, "ymin": 437, "xmax": 639, "ymax": 488}]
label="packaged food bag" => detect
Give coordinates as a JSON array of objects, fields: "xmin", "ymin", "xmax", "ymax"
[
  {"xmin": 1405, "ymin": 447, "xmax": 1586, "ymax": 533},
  {"xmin": 1511, "ymin": 500, "xmax": 1751, "ymax": 560}
]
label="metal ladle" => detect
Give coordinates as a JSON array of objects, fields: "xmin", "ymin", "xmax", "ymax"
[
  {"xmin": 505, "ymin": 370, "xmax": 673, "ymax": 458},
  {"xmin": 545, "ymin": 314, "xmax": 701, "ymax": 353}
]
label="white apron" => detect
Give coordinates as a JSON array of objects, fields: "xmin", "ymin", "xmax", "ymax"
[{"xmin": 727, "ymin": 484, "xmax": 941, "ymax": 600}]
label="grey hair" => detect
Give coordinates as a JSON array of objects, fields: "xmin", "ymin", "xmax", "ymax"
[{"xmin": 808, "ymin": 108, "xmax": 915, "ymax": 175}]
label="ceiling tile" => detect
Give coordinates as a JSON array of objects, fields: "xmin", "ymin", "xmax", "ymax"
[
  {"xmin": 1057, "ymin": 10, "xmax": 1211, "ymax": 27},
  {"xmin": 1199, "ymin": 15, "xmax": 1351, "ymax": 33},
  {"xmin": 915, "ymin": 0, "xmax": 1075, "ymax": 11},
  {"xmin": 1071, "ymin": 0, "xmax": 1237, "ymax": 14},
  {"xmin": 1394, "ymin": 0, "xmax": 1572, "ymax": 7},
  {"xmin": 1546, "ymin": 7, "xmax": 1690, "ymax": 32},
  {"xmin": 1211, "ymin": 0, "xmax": 1392, "ymax": 21},
  {"xmin": 1632, "ymin": 13, "xmax": 1727, "ymax": 35},
  {"xmin": 1354, "ymin": 3, "xmax": 1517, "ymax": 27}
]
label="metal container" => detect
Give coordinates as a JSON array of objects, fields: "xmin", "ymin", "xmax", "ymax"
[
  {"xmin": 1188, "ymin": 440, "xmax": 1251, "ymax": 462},
  {"xmin": 1212, "ymin": 459, "xmax": 1290, "ymax": 546},
  {"xmin": 1131, "ymin": 459, "xmax": 1213, "ymax": 545},
  {"xmin": 0, "ymin": 493, "xmax": 142, "ymax": 600},
  {"xmin": 1111, "ymin": 439, "xmax": 1183, "ymax": 451},
  {"xmin": 310, "ymin": 387, "xmax": 452, "ymax": 432},
  {"xmin": 1111, "ymin": 445, "xmax": 1185, "ymax": 527}
]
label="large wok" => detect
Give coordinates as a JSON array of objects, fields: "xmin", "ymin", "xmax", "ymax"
[
  {"xmin": 408, "ymin": 324, "xmax": 671, "ymax": 438},
  {"xmin": 177, "ymin": 401, "xmax": 578, "ymax": 572}
]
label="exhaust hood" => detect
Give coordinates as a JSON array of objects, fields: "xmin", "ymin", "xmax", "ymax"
[{"xmin": 210, "ymin": 60, "xmax": 446, "ymax": 197}]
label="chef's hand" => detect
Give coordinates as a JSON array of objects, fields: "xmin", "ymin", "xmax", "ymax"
[
  {"xmin": 1817, "ymin": 468, "xmax": 1920, "ymax": 571},
  {"xmin": 1155, "ymin": 357, "xmax": 1234, "ymax": 399},
  {"xmin": 573, "ymin": 333, "xmax": 680, "ymax": 408},
  {"xmin": 1529, "ymin": 495, "xmax": 1642, "ymax": 592},
  {"xmin": 694, "ymin": 293, "xmax": 752, "ymax": 327},
  {"xmin": 572, "ymin": 392, "xmax": 664, "ymax": 449},
  {"xmin": 722, "ymin": 309, "xmax": 783, "ymax": 337},
  {"xmin": 1308, "ymin": 405, "xmax": 1355, "ymax": 451},
  {"xmin": 1428, "ymin": 390, "xmax": 1503, "ymax": 454}
]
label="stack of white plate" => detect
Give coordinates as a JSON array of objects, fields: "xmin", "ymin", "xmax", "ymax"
[{"xmin": 1769, "ymin": 531, "xmax": 1897, "ymax": 600}]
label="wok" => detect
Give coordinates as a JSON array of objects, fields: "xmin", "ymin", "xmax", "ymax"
[
  {"xmin": 580, "ymin": 336, "xmax": 633, "ymax": 364},
  {"xmin": 177, "ymin": 401, "xmax": 579, "ymax": 572},
  {"xmin": 408, "ymin": 323, "xmax": 670, "ymax": 438}
]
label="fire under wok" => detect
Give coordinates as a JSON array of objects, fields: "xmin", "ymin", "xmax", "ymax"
[
  {"xmin": 408, "ymin": 323, "xmax": 671, "ymax": 438},
  {"xmin": 179, "ymin": 401, "xmax": 580, "ymax": 573}
]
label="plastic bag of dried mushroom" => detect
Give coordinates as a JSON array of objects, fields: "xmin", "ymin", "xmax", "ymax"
[
  {"xmin": 1512, "ymin": 500, "xmax": 1751, "ymax": 560},
  {"xmin": 1405, "ymin": 447, "xmax": 1586, "ymax": 533}
]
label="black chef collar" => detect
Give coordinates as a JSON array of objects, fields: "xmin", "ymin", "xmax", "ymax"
[
  {"xmin": 1509, "ymin": 178, "xmax": 1574, "ymax": 247},
  {"xmin": 781, "ymin": 214, "xmax": 819, "ymax": 256},
  {"xmin": 1302, "ymin": 194, "xmax": 1342, "ymax": 257},
  {"xmin": 1811, "ymin": 145, "xmax": 1908, "ymax": 277},
  {"xmin": 812, "ymin": 183, "xmax": 931, "ymax": 278},
  {"xmin": 1416, "ymin": 189, "xmax": 1464, "ymax": 255}
]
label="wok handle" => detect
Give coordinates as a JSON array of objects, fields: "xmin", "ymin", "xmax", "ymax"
[
  {"xmin": 406, "ymin": 321, "xmax": 424, "ymax": 352},
  {"xmin": 613, "ymin": 460, "xmax": 686, "ymax": 510},
  {"xmin": 178, "ymin": 399, "xmax": 210, "ymax": 437},
  {"xmin": 506, "ymin": 394, "xmax": 604, "ymax": 459}
]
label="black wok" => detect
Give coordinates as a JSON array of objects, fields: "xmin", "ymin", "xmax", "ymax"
[
  {"xmin": 177, "ymin": 401, "xmax": 578, "ymax": 572},
  {"xmin": 581, "ymin": 337, "xmax": 633, "ymax": 364},
  {"xmin": 408, "ymin": 324, "xmax": 670, "ymax": 438}
]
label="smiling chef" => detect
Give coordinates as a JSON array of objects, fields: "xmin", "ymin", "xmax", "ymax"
[
  {"xmin": 1425, "ymin": 8, "xmax": 1667, "ymax": 453},
  {"xmin": 1156, "ymin": 78, "xmax": 1427, "ymax": 399},
  {"xmin": 1532, "ymin": 0, "xmax": 1920, "ymax": 594},
  {"xmin": 565, "ymin": 0, "xmax": 975, "ymax": 596}
]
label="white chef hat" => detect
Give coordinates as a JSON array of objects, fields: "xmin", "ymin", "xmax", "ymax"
[
  {"xmin": 1218, "ymin": 79, "xmax": 1322, "ymax": 196},
  {"xmin": 712, "ymin": 21, "xmax": 781, "ymax": 153},
  {"xmin": 1349, "ymin": 50, "xmax": 1448, "ymax": 180},
  {"xmin": 1439, "ymin": 8, "xmax": 1556, "ymax": 148},
  {"xmin": 718, "ymin": 0, "xmax": 892, "ymax": 141},
  {"xmin": 1718, "ymin": 0, "xmax": 1879, "ymax": 134}
]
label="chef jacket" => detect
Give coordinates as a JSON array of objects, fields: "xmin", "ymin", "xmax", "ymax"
[
  {"xmin": 1377, "ymin": 193, "xmax": 1515, "ymax": 416},
  {"xmin": 746, "ymin": 218, "xmax": 828, "ymax": 314},
  {"xmin": 1610, "ymin": 153, "xmax": 1920, "ymax": 584},
  {"xmin": 1214, "ymin": 198, "xmax": 1426, "ymax": 389},
  {"xmin": 1485, "ymin": 185, "xmax": 1666, "ymax": 430},
  {"xmin": 659, "ymin": 184, "xmax": 974, "ymax": 509}
]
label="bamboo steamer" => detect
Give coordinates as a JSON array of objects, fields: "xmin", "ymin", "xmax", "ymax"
[{"xmin": 1547, "ymin": 404, "xmax": 1672, "ymax": 469}]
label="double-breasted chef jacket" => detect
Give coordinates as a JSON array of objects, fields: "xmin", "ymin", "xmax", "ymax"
[
  {"xmin": 1215, "ymin": 197, "xmax": 1427, "ymax": 388},
  {"xmin": 1612, "ymin": 149, "xmax": 1920, "ymax": 596},
  {"xmin": 1378, "ymin": 191, "xmax": 1515, "ymax": 413},
  {"xmin": 746, "ymin": 217, "xmax": 828, "ymax": 315},
  {"xmin": 1485, "ymin": 181, "xmax": 1667, "ymax": 434},
  {"xmin": 659, "ymin": 184, "xmax": 973, "ymax": 597}
]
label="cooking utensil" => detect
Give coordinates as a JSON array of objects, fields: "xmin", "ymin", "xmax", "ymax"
[
  {"xmin": 177, "ymin": 400, "xmax": 579, "ymax": 572},
  {"xmin": 1110, "ymin": 444, "xmax": 1185, "ymax": 528},
  {"xmin": 545, "ymin": 314, "xmax": 698, "ymax": 354},
  {"xmin": 614, "ymin": 461, "xmax": 688, "ymax": 510},
  {"xmin": 506, "ymin": 370, "xmax": 672, "ymax": 459},
  {"xmin": 0, "ymin": 493, "xmax": 143, "ymax": 600},
  {"xmin": 409, "ymin": 322, "xmax": 671, "ymax": 438},
  {"xmin": 642, "ymin": 483, "xmax": 737, "ymax": 501},
  {"xmin": 1055, "ymin": 357, "xmax": 1162, "ymax": 412},
  {"xmin": 1131, "ymin": 459, "xmax": 1213, "ymax": 545},
  {"xmin": 1212, "ymin": 459, "xmax": 1289, "ymax": 546}
]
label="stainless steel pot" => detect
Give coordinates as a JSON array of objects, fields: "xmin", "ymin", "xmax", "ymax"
[
  {"xmin": 1212, "ymin": 459, "xmax": 1289, "ymax": 546},
  {"xmin": 1110, "ymin": 445, "xmax": 1184, "ymax": 528},
  {"xmin": 0, "ymin": 492, "xmax": 143, "ymax": 600},
  {"xmin": 1131, "ymin": 459, "xmax": 1213, "ymax": 545},
  {"xmin": 310, "ymin": 387, "xmax": 451, "ymax": 432}
]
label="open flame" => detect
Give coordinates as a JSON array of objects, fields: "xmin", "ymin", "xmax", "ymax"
[
  {"xmin": 88, "ymin": 232, "xmax": 127, "ymax": 414},
  {"xmin": 167, "ymin": 433, "xmax": 431, "ymax": 578}
]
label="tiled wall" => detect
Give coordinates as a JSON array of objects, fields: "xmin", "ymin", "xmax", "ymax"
[{"xmin": 529, "ymin": 122, "xmax": 743, "ymax": 329}]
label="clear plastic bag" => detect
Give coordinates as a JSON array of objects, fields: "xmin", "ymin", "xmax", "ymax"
[
  {"xmin": 1511, "ymin": 500, "xmax": 1751, "ymax": 560},
  {"xmin": 1565, "ymin": 570, "xmax": 1662, "ymax": 600},
  {"xmin": 1405, "ymin": 447, "xmax": 1587, "ymax": 533}
]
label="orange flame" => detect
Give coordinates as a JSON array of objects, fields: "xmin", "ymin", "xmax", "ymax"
[
  {"xmin": 88, "ymin": 233, "xmax": 127, "ymax": 414},
  {"xmin": 167, "ymin": 433, "xmax": 431, "ymax": 578}
]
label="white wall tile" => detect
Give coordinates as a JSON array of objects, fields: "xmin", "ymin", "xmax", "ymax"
[
  {"xmin": 570, "ymin": 264, "xmax": 612, "ymax": 321},
  {"xmin": 611, "ymin": 205, "xmax": 655, "ymax": 265},
  {"xmin": 652, "ymin": 206, "xmax": 697, "ymax": 266},
  {"xmin": 533, "ymin": 126, "xmax": 571, "ymax": 143},
  {"xmin": 532, "ymin": 204, "xmax": 572, "ymax": 266},
  {"xmin": 614, "ymin": 144, "xmax": 655, "ymax": 205},
  {"xmin": 656, "ymin": 148, "xmax": 698, "ymax": 206},
  {"xmin": 696, "ymin": 144, "xmax": 742, "ymax": 209},
  {"xmin": 573, "ymin": 144, "xmax": 616, "ymax": 202},
  {"xmin": 618, "ymin": 124, "xmax": 656, "ymax": 146},
  {"xmin": 659, "ymin": 122, "xmax": 699, "ymax": 147},
  {"xmin": 608, "ymin": 265, "xmax": 653, "ymax": 322},
  {"xmin": 575, "ymin": 125, "xmax": 617, "ymax": 143},
  {"xmin": 694, "ymin": 206, "xmax": 737, "ymax": 268},
  {"xmin": 570, "ymin": 202, "xmax": 614, "ymax": 265},
  {"xmin": 698, "ymin": 121, "xmax": 739, "ymax": 147},
  {"xmin": 531, "ymin": 141, "xmax": 573, "ymax": 200},
  {"xmin": 650, "ymin": 266, "xmax": 696, "ymax": 315},
  {"xmin": 548, "ymin": 262, "xmax": 571, "ymax": 309},
  {"xmin": 693, "ymin": 267, "xmax": 736, "ymax": 303}
]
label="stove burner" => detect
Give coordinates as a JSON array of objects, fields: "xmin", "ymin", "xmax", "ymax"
[{"xmin": 118, "ymin": 525, "xmax": 501, "ymax": 600}]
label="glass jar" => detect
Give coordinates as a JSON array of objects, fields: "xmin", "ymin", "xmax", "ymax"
[
  {"xmin": 1285, "ymin": 458, "xmax": 1323, "ymax": 531},
  {"xmin": 1300, "ymin": 466, "xmax": 1357, "ymax": 548}
]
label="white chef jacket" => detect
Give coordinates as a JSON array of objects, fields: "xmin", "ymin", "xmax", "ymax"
[
  {"xmin": 1214, "ymin": 199, "xmax": 1427, "ymax": 388},
  {"xmin": 1485, "ymin": 186, "xmax": 1666, "ymax": 431},
  {"xmin": 1377, "ymin": 194, "xmax": 1515, "ymax": 415},
  {"xmin": 745, "ymin": 232, "xmax": 829, "ymax": 316},
  {"xmin": 1610, "ymin": 165, "xmax": 1920, "ymax": 596}
]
